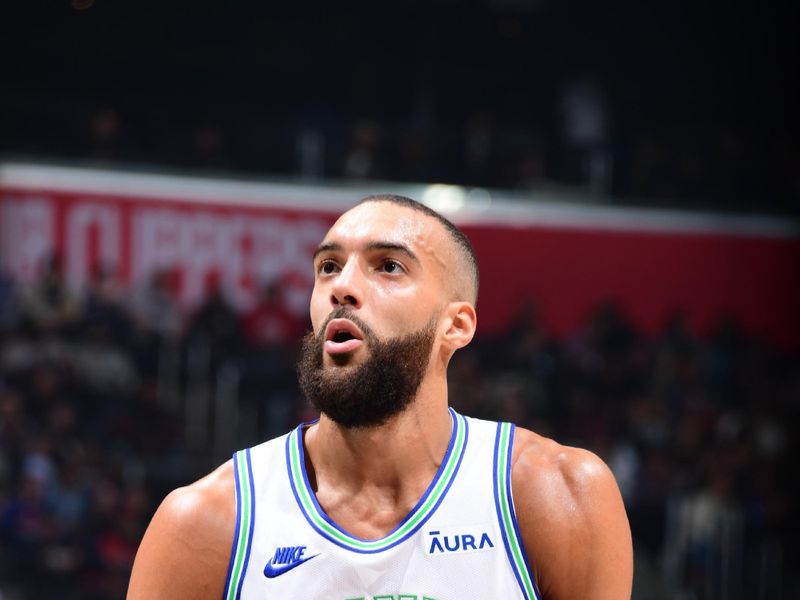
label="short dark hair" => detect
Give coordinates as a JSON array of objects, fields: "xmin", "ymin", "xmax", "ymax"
[{"xmin": 358, "ymin": 194, "xmax": 479, "ymax": 304}]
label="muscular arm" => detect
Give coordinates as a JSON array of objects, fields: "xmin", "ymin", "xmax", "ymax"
[
  {"xmin": 511, "ymin": 429, "xmax": 633, "ymax": 600},
  {"xmin": 127, "ymin": 461, "xmax": 236, "ymax": 599}
]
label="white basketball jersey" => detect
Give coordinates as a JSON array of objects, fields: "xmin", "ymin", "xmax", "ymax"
[{"xmin": 223, "ymin": 409, "xmax": 541, "ymax": 600}]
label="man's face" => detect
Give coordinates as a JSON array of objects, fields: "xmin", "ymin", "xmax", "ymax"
[
  {"xmin": 298, "ymin": 201, "xmax": 451, "ymax": 427},
  {"xmin": 309, "ymin": 201, "xmax": 449, "ymax": 366}
]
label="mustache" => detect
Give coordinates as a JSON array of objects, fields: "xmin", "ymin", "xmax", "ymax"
[{"xmin": 316, "ymin": 307, "xmax": 377, "ymax": 344}]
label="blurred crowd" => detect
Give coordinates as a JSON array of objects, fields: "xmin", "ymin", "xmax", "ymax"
[
  {"xmin": 3, "ymin": 3, "xmax": 797, "ymax": 216},
  {"xmin": 7, "ymin": 104, "xmax": 798, "ymax": 217},
  {"xmin": 0, "ymin": 258, "xmax": 797, "ymax": 599}
]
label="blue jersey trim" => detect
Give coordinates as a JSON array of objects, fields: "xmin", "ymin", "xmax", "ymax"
[
  {"xmin": 493, "ymin": 422, "xmax": 541, "ymax": 600},
  {"xmin": 236, "ymin": 448, "xmax": 256, "ymax": 600},
  {"xmin": 222, "ymin": 451, "xmax": 244, "ymax": 600},
  {"xmin": 286, "ymin": 408, "xmax": 468, "ymax": 553},
  {"xmin": 493, "ymin": 423, "xmax": 525, "ymax": 597},
  {"xmin": 504, "ymin": 426, "xmax": 542, "ymax": 600}
]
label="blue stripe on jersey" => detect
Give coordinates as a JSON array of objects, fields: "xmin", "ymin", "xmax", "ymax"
[
  {"xmin": 236, "ymin": 448, "xmax": 257, "ymax": 599},
  {"xmin": 286, "ymin": 408, "xmax": 469, "ymax": 554},
  {"xmin": 503, "ymin": 427, "xmax": 542, "ymax": 600},
  {"xmin": 222, "ymin": 451, "xmax": 244, "ymax": 598},
  {"xmin": 223, "ymin": 448, "xmax": 257, "ymax": 600},
  {"xmin": 493, "ymin": 422, "xmax": 541, "ymax": 600}
]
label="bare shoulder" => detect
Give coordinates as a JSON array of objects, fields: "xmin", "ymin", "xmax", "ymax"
[
  {"xmin": 510, "ymin": 427, "xmax": 632, "ymax": 600},
  {"xmin": 158, "ymin": 459, "xmax": 237, "ymax": 536},
  {"xmin": 127, "ymin": 460, "xmax": 237, "ymax": 600},
  {"xmin": 510, "ymin": 427, "xmax": 619, "ymax": 509}
]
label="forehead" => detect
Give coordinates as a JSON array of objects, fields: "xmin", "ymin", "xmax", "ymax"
[{"xmin": 323, "ymin": 202, "xmax": 442, "ymax": 251}]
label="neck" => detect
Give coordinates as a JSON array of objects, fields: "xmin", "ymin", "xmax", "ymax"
[{"xmin": 304, "ymin": 376, "xmax": 453, "ymax": 493}]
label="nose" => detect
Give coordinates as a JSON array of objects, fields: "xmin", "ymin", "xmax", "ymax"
[{"xmin": 330, "ymin": 258, "xmax": 364, "ymax": 308}]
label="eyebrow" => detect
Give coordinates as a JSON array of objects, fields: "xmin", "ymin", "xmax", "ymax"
[
  {"xmin": 366, "ymin": 241, "xmax": 419, "ymax": 263},
  {"xmin": 312, "ymin": 240, "xmax": 420, "ymax": 264},
  {"xmin": 312, "ymin": 242, "xmax": 342, "ymax": 261}
]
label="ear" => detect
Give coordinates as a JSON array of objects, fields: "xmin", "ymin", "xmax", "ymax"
[{"xmin": 441, "ymin": 301, "xmax": 477, "ymax": 352}]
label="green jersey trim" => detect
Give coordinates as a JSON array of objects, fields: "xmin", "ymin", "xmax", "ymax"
[
  {"xmin": 286, "ymin": 409, "xmax": 469, "ymax": 553},
  {"xmin": 493, "ymin": 422, "xmax": 540, "ymax": 600},
  {"xmin": 223, "ymin": 448, "xmax": 256, "ymax": 600}
]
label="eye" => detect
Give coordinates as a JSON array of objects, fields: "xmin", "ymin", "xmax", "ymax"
[
  {"xmin": 380, "ymin": 259, "xmax": 404, "ymax": 274},
  {"xmin": 318, "ymin": 260, "xmax": 338, "ymax": 275}
]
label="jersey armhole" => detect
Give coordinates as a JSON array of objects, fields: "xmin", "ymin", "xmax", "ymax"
[
  {"xmin": 222, "ymin": 448, "xmax": 256, "ymax": 600},
  {"xmin": 493, "ymin": 422, "xmax": 542, "ymax": 600}
]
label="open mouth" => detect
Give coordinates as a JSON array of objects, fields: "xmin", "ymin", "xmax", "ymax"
[
  {"xmin": 332, "ymin": 330, "xmax": 356, "ymax": 343},
  {"xmin": 323, "ymin": 319, "xmax": 365, "ymax": 355}
]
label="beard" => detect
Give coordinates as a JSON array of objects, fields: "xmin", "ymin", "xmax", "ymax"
[{"xmin": 297, "ymin": 308, "xmax": 436, "ymax": 429}]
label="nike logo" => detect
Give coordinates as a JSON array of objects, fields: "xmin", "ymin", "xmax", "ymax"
[{"xmin": 263, "ymin": 548, "xmax": 319, "ymax": 578}]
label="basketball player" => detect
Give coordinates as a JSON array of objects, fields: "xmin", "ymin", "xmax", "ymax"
[{"xmin": 127, "ymin": 195, "xmax": 633, "ymax": 599}]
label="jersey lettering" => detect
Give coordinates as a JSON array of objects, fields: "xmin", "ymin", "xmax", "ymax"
[{"xmin": 427, "ymin": 529, "xmax": 495, "ymax": 555}]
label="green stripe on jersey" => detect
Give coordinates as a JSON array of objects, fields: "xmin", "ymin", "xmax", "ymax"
[
  {"xmin": 289, "ymin": 411, "xmax": 467, "ymax": 552},
  {"xmin": 226, "ymin": 450, "xmax": 254, "ymax": 600},
  {"xmin": 496, "ymin": 423, "xmax": 538, "ymax": 600}
]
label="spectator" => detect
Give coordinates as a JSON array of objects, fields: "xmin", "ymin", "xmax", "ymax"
[
  {"xmin": 342, "ymin": 120, "xmax": 384, "ymax": 180},
  {"xmin": 20, "ymin": 255, "xmax": 82, "ymax": 338},
  {"xmin": 241, "ymin": 279, "xmax": 303, "ymax": 352},
  {"xmin": 128, "ymin": 269, "xmax": 183, "ymax": 378},
  {"xmin": 80, "ymin": 264, "xmax": 130, "ymax": 345},
  {"xmin": 186, "ymin": 271, "xmax": 242, "ymax": 366},
  {"xmin": 0, "ymin": 267, "xmax": 19, "ymax": 334}
]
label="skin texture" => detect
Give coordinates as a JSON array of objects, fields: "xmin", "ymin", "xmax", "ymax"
[
  {"xmin": 127, "ymin": 461, "xmax": 235, "ymax": 598},
  {"xmin": 127, "ymin": 200, "xmax": 633, "ymax": 599}
]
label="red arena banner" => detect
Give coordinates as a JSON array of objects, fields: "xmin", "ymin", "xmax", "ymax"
[
  {"xmin": 1, "ymin": 163, "xmax": 798, "ymax": 347},
  {"xmin": 0, "ymin": 167, "xmax": 344, "ymax": 316}
]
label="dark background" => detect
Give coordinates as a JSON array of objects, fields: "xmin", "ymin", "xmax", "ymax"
[{"xmin": 1, "ymin": 0, "xmax": 798, "ymax": 214}]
